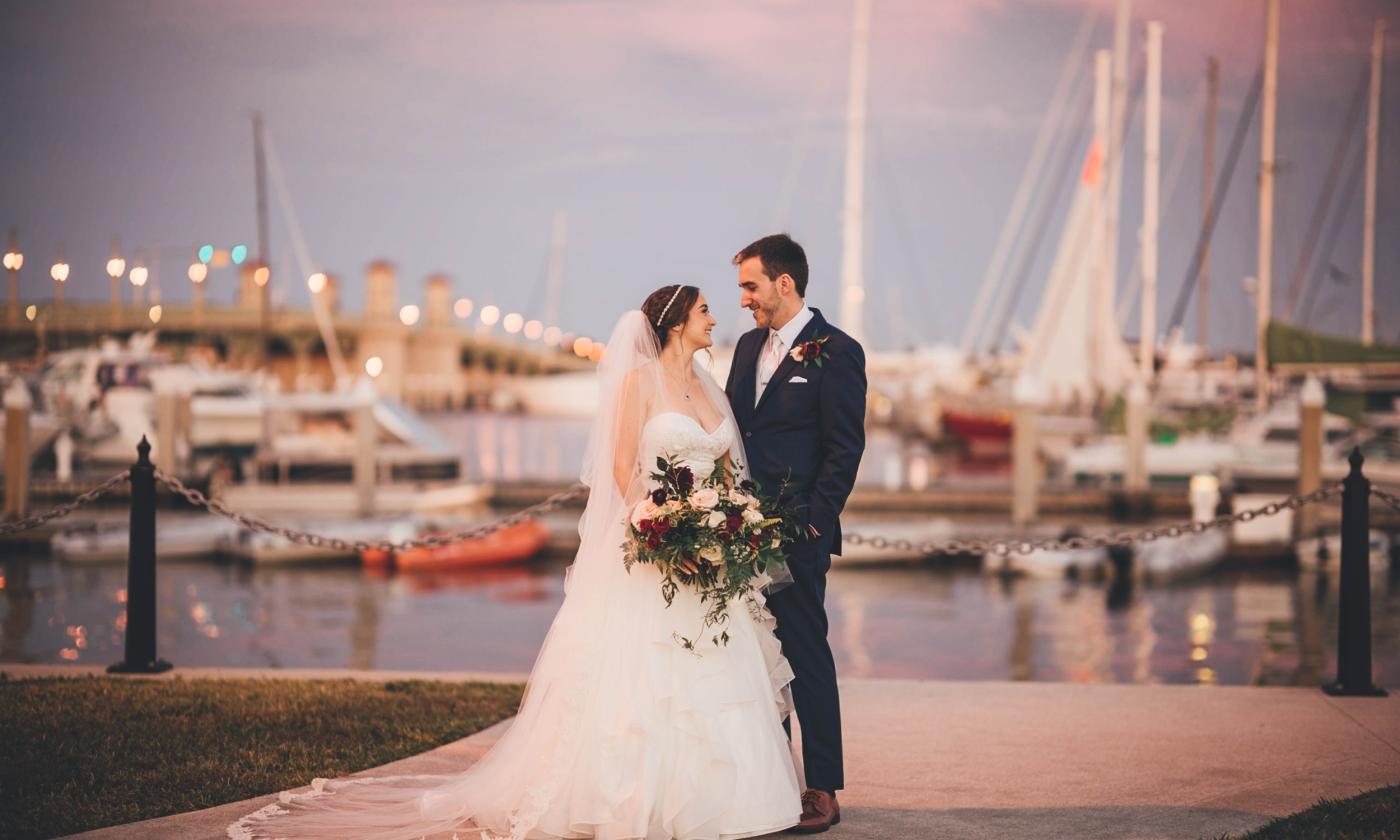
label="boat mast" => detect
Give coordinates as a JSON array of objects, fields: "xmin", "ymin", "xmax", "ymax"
[
  {"xmin": 1102, "ymin": 0, "xmax": 1131, "ymax": 380},
  {"xmin": 1255, "ymin": 0, "xmax": 1279, "ymax": 410},
  {"xmin": 1199, "ymin": 57, "xmax": 1219, "ymax": 353},
  {"xmin": 839, "ymin": 0, "xmax": 871, "ymax": 345},
  {"xmin": 1361, "ymin": 19, "xmax": 1385, "ymax": 345},
  {"xmin": 253, "ymin": 112, "xmax": 271, "ymax": 370},
  {"xmin": 545, "ymin": 209, "xmax": 568, "ymax": 331},
  {"xmin": 1139, "ymin": 21, "xmax": 1162, "ymax": 382}
]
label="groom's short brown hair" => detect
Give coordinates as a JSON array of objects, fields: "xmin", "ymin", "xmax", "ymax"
[{"xmin": 733, "ymin": 233, "xmax": 808, "ymax": 298}]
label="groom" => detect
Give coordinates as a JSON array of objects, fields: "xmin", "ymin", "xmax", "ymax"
[{"xmin": 725, "ymin": 233, "xmax": 866, "ymax": 833}]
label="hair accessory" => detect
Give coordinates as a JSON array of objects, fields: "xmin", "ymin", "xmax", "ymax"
[{"xmin": 654, "ymin": 285, "xmax": 684, "ymax": 327}]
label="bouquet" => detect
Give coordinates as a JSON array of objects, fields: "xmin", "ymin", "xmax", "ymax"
[{"xmin": 623, "ymin": 455, "xmax": 799, "ymax": 650}]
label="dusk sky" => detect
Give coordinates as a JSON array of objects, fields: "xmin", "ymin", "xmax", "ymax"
[{"xmin": 2, "ymin": 0, "xmax": 1396, "ymax": 352}]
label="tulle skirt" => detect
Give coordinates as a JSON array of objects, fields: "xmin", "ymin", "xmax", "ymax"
[{"xmin": 228, "ymin": 524, "xmax": 802, "ymax": 840}]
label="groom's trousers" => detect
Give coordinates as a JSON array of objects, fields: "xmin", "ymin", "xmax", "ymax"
[{"xmin": 766, "ymin": 536, "xmax": 844, "ymax": 792}]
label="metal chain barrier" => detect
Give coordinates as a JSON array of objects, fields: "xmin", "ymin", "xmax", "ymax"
[
  {"xmin": 843, "ymin": 483, "xmax": 1346, "ymax": 557},
  {"xmin": 154, "ymin": 469, "xmax": 588, "ymax": 554},
  {"xmin": 1374, "ymin": 487, "xmax": 1400, "ymax": 515},
  {"xmin": 0, "ymin": 471, "xmax": 131, "ymax": 537}
]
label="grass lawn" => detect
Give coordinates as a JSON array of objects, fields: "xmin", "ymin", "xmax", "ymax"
[
  {"xmin": 1218, "ymin": 785, "xmax": 1400, "ymax": 840},
  {"xmin": 0, "ymin": 676, "xmax": 523, "ymax": 840}
]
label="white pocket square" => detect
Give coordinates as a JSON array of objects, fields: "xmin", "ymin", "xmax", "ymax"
[{"xmin": 789, "ymin": 376, "xmax": 809, "ymax": 383}]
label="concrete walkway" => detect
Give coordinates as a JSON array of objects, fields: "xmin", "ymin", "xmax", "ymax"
[{"xmin": 8, "ymin": 666, "xmax": 1396, "ymax": 840}]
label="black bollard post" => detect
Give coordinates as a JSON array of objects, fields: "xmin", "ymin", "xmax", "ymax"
[
  {"xmin": 108, "ymin": 436, "xmax": 173, "ymax": 674},
  {"xmin": 1323, "ymin": 447, "xmax": 1384, "ymax": 696}
]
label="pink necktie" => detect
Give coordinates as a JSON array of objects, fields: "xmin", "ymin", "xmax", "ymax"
[{"xmin": 756, "ymin": 332, "xmax": 783, "ymax": 406}]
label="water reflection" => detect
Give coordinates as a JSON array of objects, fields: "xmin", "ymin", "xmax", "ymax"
[{"xmin": 2, "ymin": 552, "xmax": 1397, "ymax": 687}]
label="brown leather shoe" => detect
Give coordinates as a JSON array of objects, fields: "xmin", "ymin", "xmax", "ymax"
[{"xmin": 792, "ymin": 788, "xmax": 840, "ymax": 833}]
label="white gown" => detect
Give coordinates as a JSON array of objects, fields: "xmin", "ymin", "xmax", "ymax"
[{"xmin": 229, "ymin": 412, "xmax": 802, "ymax": 840}]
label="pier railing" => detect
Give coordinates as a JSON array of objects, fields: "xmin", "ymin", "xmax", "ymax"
[{"xmin": 0, "ymin": 440, "xmax": 1389, "ymax": 697}]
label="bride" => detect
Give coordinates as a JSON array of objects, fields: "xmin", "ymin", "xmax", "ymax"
[{"xmin": 230, "ymin": 284, "xmax": 803, "ymax": 840}]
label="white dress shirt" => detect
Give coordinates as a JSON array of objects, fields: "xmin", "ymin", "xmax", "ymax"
[{"xmin": 755, "ymin": 304, "xmax": 814, "ymax": 406}]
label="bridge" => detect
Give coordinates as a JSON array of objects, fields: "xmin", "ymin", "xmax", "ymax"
[{"xmin": 1, "ymin": 260, "xmax": 592, "ymax": 409}]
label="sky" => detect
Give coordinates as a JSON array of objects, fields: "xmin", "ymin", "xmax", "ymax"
[{"xmin": 2, "ymin": 0, "xmax": 1396, "ymax": 352}]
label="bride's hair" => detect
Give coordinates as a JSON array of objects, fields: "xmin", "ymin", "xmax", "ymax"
[{"xmin": 641, "ymin": 284, "xmax": 699, "ymax": 348}]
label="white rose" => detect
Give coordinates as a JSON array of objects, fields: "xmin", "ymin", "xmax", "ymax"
[
  {"xmin": 742, "ymin": 508, "xmax": 764, "ymax": 525},
  {"xmin": 699, "ymin": 545, "xmax": 723, "ymax": 565},
  {"xmin": 630, "ymin": 498, "xmax": 659, "ymax": 529},
  {"xmin": 689, "ymin": 487, "xmax": 720, "ymax": 510},
  {"xmin": 727, "ymin": 489, "xmax": 748, "ymax": 506},
  {"xmin": 705, "ymin": 510, "xmax": 726, "ymax": 529}
]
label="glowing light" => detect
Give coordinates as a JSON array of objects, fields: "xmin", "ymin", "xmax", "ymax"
[
  {"xmin": 129, "ymin": 266, "xmax": 148, "ymax": 287},
  {"xmin": 503, "ymin": 312, "xmax": 524, "ymax": 334},
  {"xmin": 1189, "ymin": 613, "xmax": 1215, "ymax": 646},
  {"xmin": 230, "ymin": 244, "xmax": 248, "ymax": 265},
  {"xmin": 25, "ymin": 304, "xmax": 37, "ymax": 321},
  {"xmin": 148, "ymin": 304, "xmax": 163, "ymax": 323},
  {"xmin": 588, "ymin": 342, "xmax": 605, "ymax": 363},
  {"xmin": 1190, "ymin": 646, "xmax": 1208, "ymax": 662},
  {"xmin": 50, "ymin": 261, "xmax": 69, "ymax": 283},
  {"xmin": 365, "ymin": 356, "xmax": 384, "ymax": 377},
  {"xmin": 253, "ymin": 266, "xmax": 270, "ymax": 287},
  {"xmin": 307, "ymin": 272, "xmax": 327, "ymax": 294},
  {"xmin": 2, "ymin": 251, "xmax": 23, "ymax": 270},
  {"xmin": 542, "ymin": 326, "xmax": 562, "ymax": 345},
  {"xmin": 399, "ymin": 304, "xmax": 421, "ymax": 326},
  {"xmin": 187, "ymin": 262, "xmax": 208, "ymax": 284},
  {"xmin": 106, "ymin": 257, "xmax": 126, "ymax": 279},
  {"xmin": 1195, "ymin": 667, "xmax": 1218, "ymax": 685},
  {"xmin": 480, "ymin": 305, "xmax": 500, "ymax": 326},
  {"xmin": 523, "ymin": 319, "xmax": 544, "ymax": 340},
  {"xmin": 572, "ymin": 336, "xmax": 593, "ymax": 357},
  {"xmin": 197, "ymin": 244, "xmax": 214, "ymax": 264},
  {"xmin": 59, "ymin": 648, "xmax": 79, "ymax": 661},
  {"xmin": 453, "ymin": 297, "xmax": 473, "ymax": 319}
]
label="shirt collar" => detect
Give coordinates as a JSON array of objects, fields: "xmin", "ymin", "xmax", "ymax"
[{"xmin": 771, "ymin": 304, "xmax": 813, "ymax": 348}]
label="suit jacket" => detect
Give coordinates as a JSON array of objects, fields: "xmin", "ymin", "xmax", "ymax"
[{"xmin": 724, "ymin": 307, "xmax": 866, "ymax": 556}]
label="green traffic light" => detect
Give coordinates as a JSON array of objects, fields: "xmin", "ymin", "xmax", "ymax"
[
  {"xmin": 230, "ymin": 244, "xmax": 248, "ymax": 265},
  {"xmin": 198, "ymin": 244, "xmax": 214, "ymax": 264}
]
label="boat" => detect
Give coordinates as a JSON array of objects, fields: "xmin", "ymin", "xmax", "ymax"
[
  {"xmin": 218, "ymin": 517, "xmax": 418, "ymax": 564},
  {"xmin": 982, "ymin": 530, "xmax": 1111, "ymax": 579},
  {"xmin": 51, "ymin": 518, "xmax": 239, "ymax": 562},
  {"xmin": 216, "ymin": 386, "xmax": 487, "ymax": 516},
  {"xmin": 360, "ymin": 518, "xmax": 550, "ymax": 570},
  {"xmin": 1132, "ymin": 530, "xmax": 1229, "ymax": 582}
]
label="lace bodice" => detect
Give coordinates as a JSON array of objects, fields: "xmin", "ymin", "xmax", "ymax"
[{"xmin": 639, "ymin": 412, "xmax": 733, "ymax": 481}]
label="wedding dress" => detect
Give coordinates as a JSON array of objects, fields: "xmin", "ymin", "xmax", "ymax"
[{"xmin": 229, "ymin": 311, "xmax": 802, "ymax": 840}]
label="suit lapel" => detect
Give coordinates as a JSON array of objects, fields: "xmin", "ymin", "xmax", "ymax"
[
  {"xmin": 754, "ymin": 309, "xmax": 826, "ymax": 417},
  {"xmin": 731, "ymin": 330, "xmax": 761, "ymax": 422}
]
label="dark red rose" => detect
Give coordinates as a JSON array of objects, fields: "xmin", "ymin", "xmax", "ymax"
[
  {"xmin": 749, "ymin": 533, "xmax": 761, "ymax": 548},
  {"xmin": 676, "ymin": 467, "xmax": 694, "ymax": 493},
  {"xmin": 638, "ymin": 519, "xmax": 651, "ymax": 533},
  {"xmin": 726, "ymin": 513, "xmax": 742, "ymax": 532},
  {"xmin": 654, "ymin": 519, "xmax": 670, "ymax": 533},
  {"xmin": 803, "ymin": 340, "xmax": 821, "ymax": 359},
  {"xmin": 646, "ymin": 532, "xmax": 661, "ymax": 549},
  {"xmin": 651, "ymin": 488, "xmax": 667, "ymax": 505}
]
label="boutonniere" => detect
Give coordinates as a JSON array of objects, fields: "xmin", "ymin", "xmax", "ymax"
[{"xmin": 788, "ymin": 335, "xmax": 831, "ymax": 367}]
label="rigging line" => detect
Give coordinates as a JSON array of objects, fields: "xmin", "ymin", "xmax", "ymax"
[
  {"xmin": 1116, "ymin": 74, "xmax": 1210, "ymax": 328},
  {"xmin": 1281, "ymin": 63, "xmax": 1371, "ymax": 321},
  {"xmin": 262, "ymin": 126, "xmax": 349, "ymax": 383},
  {"xmin": 959, "ymin": 4, "xmax": 1098, "ymax": 358},
  {"xmin": 871, "ymin": 124, "xmax": 945, "ymax": 341},
  {"xmin": 1167, "ymin": 64, "xmax": 1265, "ymax": 331},
  {"xmin": 987, "ymin": 85, "xmax": 1093, "ymax": 351},
  {"xmin": 990, "ymin": 54, "xmax": 1144, "ymax": 351},
  {"xmin": 1298, "ymin": 138, "xmax": 1366, "ymax": 327}
]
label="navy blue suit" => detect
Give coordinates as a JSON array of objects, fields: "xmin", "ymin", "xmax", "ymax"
[{"xmin": 724, "ymin": 307, "xmax": 865, "ymax": 793}]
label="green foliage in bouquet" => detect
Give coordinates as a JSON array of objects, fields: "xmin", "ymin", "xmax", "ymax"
[{"xmin": 622, "ymin": 455, "xmax": 800, "ymax": 651}]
